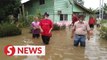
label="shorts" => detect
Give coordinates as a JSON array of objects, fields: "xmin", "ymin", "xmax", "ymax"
[
  {"xmin": 89, "ymin": 24, "xmax": 94, "ymax": 28},
  {"xmin": 32, "ymin": 34, "xmax": 40, "ymax": 38}
]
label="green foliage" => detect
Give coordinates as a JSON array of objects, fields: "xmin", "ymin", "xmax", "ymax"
[
  {"xmin": 0, "ymin": 23, "xmax": 22, "ymax": 37},
  {"xmin": 27, "ymin": 15, "xmax": 34, "ymax": 31},
  {"xmin": 36, "ymin": 10, "xmax": 43, "ymax": 20},
  {"xmin": 100, "ymin": 26, "xmax": 107, "ymax": 40},
  {"xmin": 103, "ymin": 3, "xmax": 107, "ymax": 11},
  {"xmin": 52, "ymin": 24, "xmax": 60, "ymax": 31},
  {"xmin": 89, "ymin": 8, "xmax": 96, "ymax": 14},
  {"xmin": 60, "ymin": 25, "xmax": 66, "ymax": 30},
  {"xmin": 36, "ymin": 12, "xmax": 42, "ymax": 19},
  {"xmin": 17, "ymin": 14, "xmax": 25, "ymax": 28},
  {"xmin": 100, "ymin": 20, "xmax": 107, "ymax": 24},
  {"xmin": 0, "ymin": 0, "xmax": 21, "ymax": 22},
  {"xmin": 27, "ymin": 15, "xmax": 34, "ymax": 24},
  {"xmin": 52, "ymin": 24, "xmax": 66, "ymax": 31},
  {"xmin": 17, "ymin": 14, "xmax": 34, "ymax": 28}
]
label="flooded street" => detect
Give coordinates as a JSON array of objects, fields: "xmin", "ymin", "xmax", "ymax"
[{"xmin": 0, "ymin": 27, "xmax": 107, "ymax": 60}]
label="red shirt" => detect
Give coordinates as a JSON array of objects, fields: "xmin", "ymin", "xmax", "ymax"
[
  {"xmin": 89, "ymin": 18, "xmax": 96, "ymax": 24},
  {"xmin": 39, "ymin": 19, "xmax": 53, "ymax": 36},
  {"xmin": 72, "ymin": 15, "xmax": 78, "ymax": 25}
]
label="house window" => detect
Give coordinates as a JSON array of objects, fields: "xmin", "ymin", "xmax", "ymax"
[
  {"xmin": 60, "ymin": 14, "xmax": 68, "ymax": 21},
  {"xmin": 60, "ymin": 14, "xmax": 63, "ymax": 21},
  {"xmin": 39, "ymin": 0, "xmax": 45, "ymax": 5}
]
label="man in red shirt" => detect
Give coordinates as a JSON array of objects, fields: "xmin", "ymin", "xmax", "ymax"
[
  {"xmin": 89, "ymin": 16, "xmax": 96, "ymax": 29},
  {"xmin": 72, "ymin": 14, "xmax": 78, "ymax": 26},
  {"xmin": 39, "ymin": 12, "xmax": 53, "ymax": 45}
]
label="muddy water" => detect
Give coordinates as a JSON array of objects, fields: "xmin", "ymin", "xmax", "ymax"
[{"xmin": 0, "ymin": 27, "xmax": 107, "ymax": 60}]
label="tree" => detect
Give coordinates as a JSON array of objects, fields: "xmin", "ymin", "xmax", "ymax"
[
  {"xmin": 89, "ymin": 8, "xmax": 97, "ymax": 13},
  {"xmin": 0, "ymin": 0, "xmax": 21, "ymax": 23},
  {"xmin": 103, "ymin": 3, "xmax": 107, "ymax": 12}
]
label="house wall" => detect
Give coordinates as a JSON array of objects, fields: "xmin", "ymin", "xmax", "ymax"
[
  {"xmin": 72, "ymin": 3, "xmax": 90, "ymax": 21},
  {"xmin": 54, "ymin": 0, "xmax": 90, "ymax": 23},
  {"xmin": 24, "ymin": 0, "xmax": 54, "ymax": 20},
  {"xmin": 54, "ymin": 0, "xmax": 73, "ymax": 23},
  {"xmin": 73, "ymin": 4, "xmax": 84, "ymax": 12},
  {"xmin": 85, "ymin": 13, "xmax": 90, "ymax": 21},
  {"xmin": 85, "ymin": 13, "xmax": 92, "ymax": 21},
  {"xmin": 24, "ymin": 0, "xmax": 91, "ymax": 23}
]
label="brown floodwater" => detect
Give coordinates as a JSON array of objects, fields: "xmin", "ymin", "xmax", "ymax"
[{"xmin": 0, "ymin": 27, "xmax": 107, "ymax": 60}]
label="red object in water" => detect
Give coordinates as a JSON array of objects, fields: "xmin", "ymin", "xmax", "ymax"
[
  {"xmin": 89, "ymin": 17, "xmax": 96, "ymax": 25},
  {"xmin": 72, "ymin": 15, "xmax": 78, "ymax": 25}
]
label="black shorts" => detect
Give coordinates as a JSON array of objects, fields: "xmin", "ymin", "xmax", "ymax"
[
  {"xmin": 89, "ymin": 24, "xmax": 94, "ymax": 28},
  {"xmin": 32, "ymin": 34, "xmax": 40, "ymax": 38},
  {"xmin": 42, "ymin": 35, "xmax": 50, "ymax": 45}
]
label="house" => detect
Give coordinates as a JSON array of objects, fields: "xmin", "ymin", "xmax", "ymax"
[{"xmin": 22, "ymin": 0, "xmax": 93, "ymax": 26}]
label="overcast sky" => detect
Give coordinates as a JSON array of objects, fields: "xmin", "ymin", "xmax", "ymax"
[
  {"xmin": 21, "ymin": 0, "xmax": 29, "ymax": 3},
  {"xmin": 84, "ymin": 0, "xmax": 107, "ymax": 9},
  {"xmin": 21, "ymin": 0, "xmax": 107, "ymax": 9}
]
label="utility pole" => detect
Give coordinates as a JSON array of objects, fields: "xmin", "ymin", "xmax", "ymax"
[
  {"xmin": 101, "ymin": 0, "xmax": 104, "ymax": 19},
  {"xmin": 99, "ymin": 0, "xmax": 104, "ymax": 20},
  {"xmin": 22, "ymin": 4, "xmax": 25, "ymax": 21},
  {"xmin": 99, "ymin": 0, "xmax": 101, "ymax": 20}
]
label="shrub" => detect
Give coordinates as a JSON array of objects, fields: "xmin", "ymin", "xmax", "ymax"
[
  {"xmin": 27, "ymin": 15, "xmax": 34, "ymax": 25},
  {"xmin": 18, "ymin": 15, "xmax": 34, "ymax": 28},
  {"xmin": 100, "ymin": 20, "xmax": 107, "ymax": 24},
  {"xmin": 99, "ymin": 26, "xmax": 107, "ymax": 40},
  {"xmin": 52, "ymin": 24, "xmax": 60, "ymax": 30},
  {"xmin": 60, "ymin": 25, "xmax": 66, "ymax": 30},
  {"xmin": 52, "ymin": 24, "xmax": 66, "ymax": 31},
  {"xmin": 0, "ymin": 23, "xmax": 22, "ymax": 37}
]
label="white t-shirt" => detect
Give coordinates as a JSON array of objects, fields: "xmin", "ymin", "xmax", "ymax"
[{"xmin": 73, "ymin": 21, "xmax": 90, "ymax": 35}]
